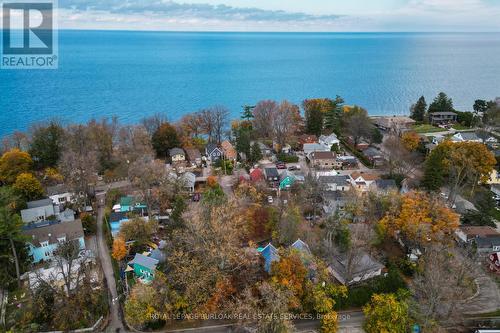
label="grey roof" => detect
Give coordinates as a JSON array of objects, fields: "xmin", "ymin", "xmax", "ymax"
[
  {"xmin": 363, "ymin": 147, "xmax": 382, "ymax": 158},
  {"xmin": 430, "ymin": 112, "xmax": 457, "ymax": 116},
  {"xmin": 319, "ymin": 175, "xmax": 350, "ymax": 184},
  {"xmin": 129, "ymin": 253, "xmax": 159, "ymax": 270},
  {"xmin": 291, "ymin": 239, "xmax": 311, "ymax": 254},
  {"xmin": 27, "ymin": 198, "xmax": 53, "ymax": 209},
  {"xmin": 329, "ymin": 252, "xmax": 384, "ymax": 282},
  {"xmin": 375, "ymin": 179, "xmax": 397, "ymax": 190},
  {"xmin": 46, "ymin": 184, "xmax": 71, "ymax": 196},
  {"xmin": 23, "ymin": 220, "xmax": 84, "ymax": 247},
  {"xmin": 150, "ymin": 248, "xmax": 166, "ymax": 263},
  {"xmin": 264, "ymin": 167, "xmax": 279, "ymax": 178},
  {"xmin": 181, "ymin": 172, "xmax": 196, "ymax": 186},
  {"xmin": 457, "ymin": 132, "xmax": 481, "ymax": 141},
  {"xmin": 474, "ymin": 236, "xmax": 500, "ymax": 248},
  {"xmin": 169, "ymin": 148, "xmax": 185, "ymax": 156},
  {"xmin": 205, "ymin": 143, "xmax": 221, "ymax": 155}
]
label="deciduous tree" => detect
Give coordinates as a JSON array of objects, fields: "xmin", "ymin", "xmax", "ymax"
[
  {"xmin": 151, "ymin": 122, "xmax": 180, "ymax": 159},
  {"xmin": 29, "ymin": 121, "xmax": 65, "ymax": 169},
  {"xmin": 0, "ymin": 148, "xmax": 33, "ymax": 184},
  {"xmin": 13, "ymin": 172, "xmax": 44, "ymax": 201},
  {"xmin": 363, "ymin": 293, "xmax": 410, "ymax": 333},
  {"xmin": 112, "ymin": 237, "xmax": 127, "ymax": 261}
]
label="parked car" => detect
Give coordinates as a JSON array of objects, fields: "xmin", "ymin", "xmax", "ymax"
[
  {"xmin": 276, "ymin": 162, "xmax": 286, "ymax": 169},
  {"xmin": 192, "ymin": 193, "xmax": 201, "ymax": 202},
  {"xmin": 267, "ymin": 196, "xmax": 274, "ymax": 204},
  {"xmin": 288, "ymin": 165, "xmax": 300, "ymax": 171}
]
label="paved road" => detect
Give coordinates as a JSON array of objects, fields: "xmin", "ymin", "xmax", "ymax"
[{"xmin": 96, "ymin": 192, "xmax": 125, "ymax": 332}]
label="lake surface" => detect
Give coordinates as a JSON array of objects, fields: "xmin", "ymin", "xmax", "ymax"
[{"xmin": 1, "ymin": 31, "xmax": 500, "ymax": 137}]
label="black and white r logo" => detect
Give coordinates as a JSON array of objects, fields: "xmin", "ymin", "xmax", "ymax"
[{"xmin": 2, "ymin": 2, "xmax": 53, "ymax": 54}]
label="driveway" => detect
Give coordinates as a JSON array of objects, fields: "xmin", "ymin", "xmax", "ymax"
[
  {"xmin": 96, "ymin": 192, "xmax": 125, "ymax": 332},
  {"xmin": 459, "ymin": 274, "xmax": 500, "ymax": 315}
]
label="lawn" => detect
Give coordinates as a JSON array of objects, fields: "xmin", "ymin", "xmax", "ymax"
[
  {"xmin": 452, "ymin": 124, "xmax": 472, "ymax": 131},
  {"xmin": 411, "ymin": 124, "xmax": 444, "ymax": 133}
]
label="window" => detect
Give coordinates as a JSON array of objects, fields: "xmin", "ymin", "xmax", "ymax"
[
  {"xmin": 58, "ymin": 197, "xmax": 66, "ymax": 203},
  {"xmin": 41, "ymin": 241, "xmax": 49, "ymax": 247}
]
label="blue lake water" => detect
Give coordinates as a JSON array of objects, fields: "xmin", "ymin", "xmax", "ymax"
[{"xmin": 1, "ymin": 31, "xmax": 500, "ymax": 137}]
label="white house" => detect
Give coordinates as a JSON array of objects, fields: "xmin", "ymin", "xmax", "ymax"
[
  {"xmin": 451, "ymin": 132, "xmax": 483, "ymax": 143},
  {"xmin": 349, "ymin": 172, "xmax": 379, "ymax": 192},
  {"xmin": 303, "ymin": 143, "xmax": 329, "ymax": 157},
  {"xmin": 319, "ymin": 134, "xmax": 340, "ymax": 150},
  {"xmin": 46, "ymin": 184, "xmax": 75, "ymax": 206},
  {"xmin": 169, "ymin": 148, "xmax": 186, "ymax": 162}
]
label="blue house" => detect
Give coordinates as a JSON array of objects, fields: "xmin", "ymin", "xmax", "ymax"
[
  {"xmin": 119, "ymin": 196, "xmax": 147, "ymax": 215},
  {"xmin": 23, "ymin": 220, "xmax": 85, "ymax": 263},
  {"xmin": 128, "ymin": 253, "xmax": 159, "ymax": 283},
  {"xmin": 109, "ymin": 211, "xmax": 129, "ymax": 236},
  {"xmin": 205, "ymin": 143, "xmax": 223, "ymax": 162},
  {"xmin": 258, "ymin": 243, "xmax": 280, "ymax": 273}
]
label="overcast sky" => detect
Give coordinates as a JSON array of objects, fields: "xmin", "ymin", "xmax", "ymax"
[{"xmin": 53, "ymin": 0, "xmax": 500, "ymax": 31}]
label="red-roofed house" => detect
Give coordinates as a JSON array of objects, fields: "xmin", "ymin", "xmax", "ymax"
[{"xmin": 250, "ymin": 168, "xmax": 264, "ymax": 182}]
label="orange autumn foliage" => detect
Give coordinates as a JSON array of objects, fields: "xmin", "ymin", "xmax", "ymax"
[
  {"xmin": 271, "ymin": 251, "xmax": 308, "ymax": 310},
  {"xmin": 379, "ymin": 191, "xmax": 459, "ymax": 245},
  {"xmin": 401, "ymin": 131, "xmax": 420, "ymax": 151},
  {"xmin": 112, "ymin": 237, "xmax": 127, "ymax": 261},
  {"xmin": 207, "ymin": 175, "xmax": 218, "ymax": 188}
]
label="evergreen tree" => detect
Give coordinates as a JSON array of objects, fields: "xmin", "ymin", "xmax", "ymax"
[
  {"xmin": 250, "ymin": 142, "xmax": 263, "ymax": 163},
  {"xmin": 305, "ymin": 107, "xmax": 324, "ymax": 136},
  {"xmin": 235, "ymin": 127, "xmax": 251, "ymax": 160},
  {"xmin": 324, "ymin": 95, "xmax": 344, "ymax": 134},
  {"xmin": 241, "ymin": 105, "xmax": 255, "ymax": 121},
  {"xmin": 428, "ymin": 92, "xmax": 454, "ymax": 113},
  {"xmin": 422, "ymin": 145, "xmax": 447, "ymax": 191},
  {"xmin": 410, "ymin": 96, "xmax": 427, "ymax": 121},
  {"xmin": 29, "ymin": 121, "xmax": 65, "ymax": 169}
]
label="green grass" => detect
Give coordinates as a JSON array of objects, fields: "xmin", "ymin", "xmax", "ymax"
[
  {"xmin": 452, "ymin": 124, "xmax": 472, "ymax": 131},
  {"xmin": 411, "ymin": 124, "xmax": 443, "ymax": 133}
]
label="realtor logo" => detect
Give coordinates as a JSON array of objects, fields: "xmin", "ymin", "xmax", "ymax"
[{"xmin": 1, "ymin": 0, "xmax": 58, "ymax": 69}]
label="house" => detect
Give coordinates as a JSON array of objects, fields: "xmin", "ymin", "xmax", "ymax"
[
  {"xmin": 109, "ymin": 211, "xmax": 129, "ymax": 236},
  {"xmin": 456, "ymin": 226, "xmax": 500, "ymax": 253},
  {"xmin": 322, "ymin": 192, "xmax": 348, "ymax": 214},
  {"xmin": 21, "ymin": 198, "xmax": 57, "ymax": 224},
  {"xmin": 318, "ymin": 175, "xmax": 351, "ymax": 192},
  {"xmin": 119, "ymin": 196, "xmax": 147, "ymax": 215},
  {"xmin": 205, "ymin": 143, "xmax": 223, "ymax": 162},
  {"xmin": 258, "ymin": 243, "xmax": 280, "ymax": 273},
  {"xmin": 373, "ymin": 116, "xmax": 416, "ymax": 132},
  {"xmin": 249, "ymin": 168, "xmax": 264, "ymax": 182},
  {"xmin": 291, "ymin": 239, "xmax": 311, "ymax": 254},
  {"xmin": 319, "ymin": 134, "xmax": 340, "ymax": 150},
  {"xmin": 349, "ymin": 172, "xmax": 379, "ymax": 192},
  {"xmin": 46, "ymin": 184, "xmax": 74, "ymax": 206},
  {"xmin": 310, "ymin": 151, "xmax": 340, "ymax": 169},
  {"xmin": 185, "ymin": 148, "xmax": 202, "ymax": 166},
  {"xmin": 221, "ymin": 140, "xmax": 237, "ymax": 161},
  {"xmin": 337, "ymin": 156, "xmax": 358, "ymax": 169},
  {"xmin": 303, "ymin": 143, "xmax": 329, "ymax": 157},
  {"xmin": 363, "ymin": 147, "xmax": 384, "ymax": 167},
  {"xmin": 451, "ymin": 132, "xmax": 483, "ymax": 143},
  {"xmin": 169, "ymin": 148, "xmax": 186, "ymax": 163},
  {"xmin": 328, "ymin": 252, "xmax": 384, "ymax": 285},
  {"xmin": 181, "ymin": 172, "xmax": 196, "ymax": 193},
  {"xmin": 429, "ymin": 112, "xmax": 458, "ymax": 125},
  {"xmin": 255, "ymin": 142, "xmax": 272, "ymax": 156},
  {"xmin": 280, "ymin": 144, "xmax": 292, "ymax": 154},
  {"xmin": 373, "ymin": 179, "xmax": 397, "ymax": 192},
  {"xmin": 279, "ymin": 170, "xmax": 298, "ymax": 190},
  {"xmin": 264, "ymin": 167, "xmax": 280, "ymax": 187},
  {"xmin": 432, "ymin": 135, "xmax": 446, "ymax": 145},
  {"xmin": 128, "ymin": 253, "xmax": 159, "ymax": 283},
  {"xmin": 298, "ymin": 134, "xmax": 318, "ymax": 148},
  {"xmin": 22, "ymin": 220, "xmax": 85, "ymax": 263}
]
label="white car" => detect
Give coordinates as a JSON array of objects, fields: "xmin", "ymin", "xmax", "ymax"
[{"xmin": 267, "ymin": 196, "xmax": 273, "ymax": 204}]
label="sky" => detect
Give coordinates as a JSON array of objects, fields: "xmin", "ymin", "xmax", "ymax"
[{"xmin": 21, "ymin": 0, "xmax": 500, "ymax": 31}]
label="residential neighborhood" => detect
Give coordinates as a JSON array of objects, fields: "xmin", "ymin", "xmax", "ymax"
[{"xmin": 0, "ymin": 94, "xmax": 500, "ymax": 333}]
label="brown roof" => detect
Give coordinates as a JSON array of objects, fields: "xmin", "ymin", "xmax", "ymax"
[
  {"xmin": 459, "ymin": 226, "xmax": 500, "ymax": 238},
  {"xmin": 221, "ymin": 140, "xmax": 237, "ymax": 159},
  {"xmin": 23, "ymin": 220, "xmax": 84, "ymax": 247},
  {"xmin": 311, "ymin": 151, "xmax": 335, "ymax": 160},
  {"xmin": 351, "ymin": 171, "xmax": 379, "ymax": 181},
  {"xmin": 184, "ymin": 148, "xmax": 201, "ymax": 161}
]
